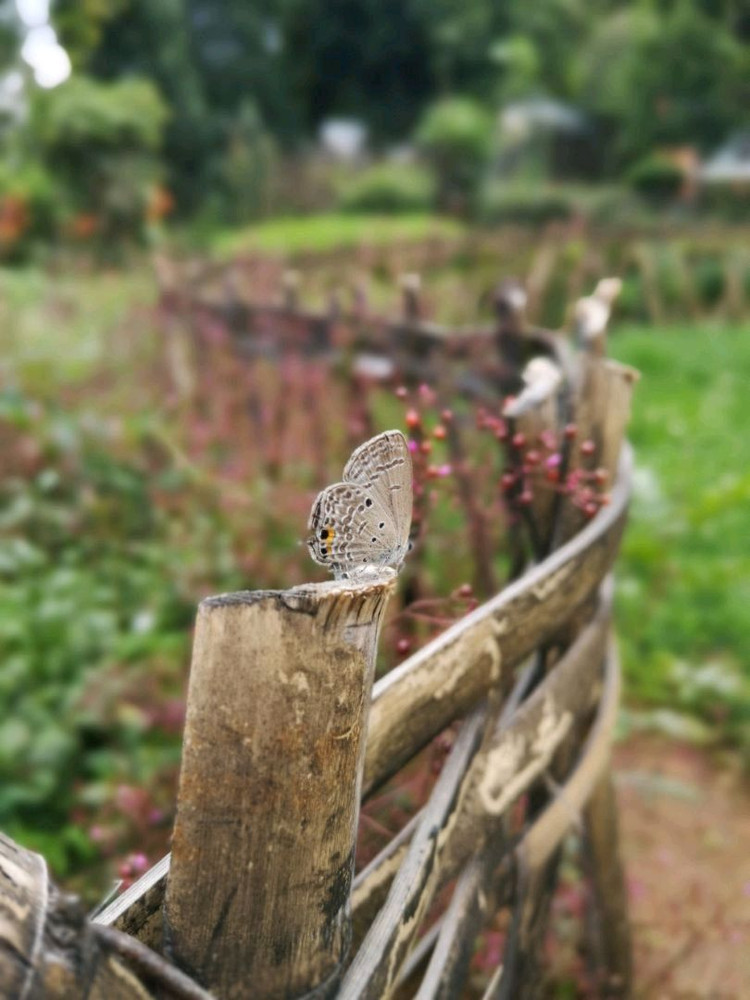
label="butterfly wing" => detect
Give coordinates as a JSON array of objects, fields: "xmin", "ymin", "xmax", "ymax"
[
  {"xmin": 307, "ymin": 481, "xmax": 407, "ymax": 577},
  {"xmin": 342, "ymin": 430, "xmax": 412, "ymax": 547}
]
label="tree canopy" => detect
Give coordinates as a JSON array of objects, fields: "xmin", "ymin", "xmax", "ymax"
[{"xmin": 48, "ymin": 0, "xmax": 750, "ymax": 210}]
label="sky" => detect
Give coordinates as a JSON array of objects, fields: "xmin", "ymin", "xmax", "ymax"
[{"xmin": 16, "ymin": 0, "xmax": 71, "ymax": 89}]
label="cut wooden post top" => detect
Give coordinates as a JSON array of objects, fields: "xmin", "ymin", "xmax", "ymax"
[{"xmin": 165, "ymin": 570, "xmax": 396, "ymax": 1000}]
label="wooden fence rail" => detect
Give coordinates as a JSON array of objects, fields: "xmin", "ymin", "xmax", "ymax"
[{"xmin": 1, "ymin": 269, "xmax": 637, "ymax": 998}]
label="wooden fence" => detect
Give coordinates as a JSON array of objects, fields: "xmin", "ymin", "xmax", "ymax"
[
  {"xmin": 0, "ymin": 272, "xmax": 638, "ymax": 999},
  {"xmin": 153, "ymin": 219, "xmax": 750, "ymax": 328}
]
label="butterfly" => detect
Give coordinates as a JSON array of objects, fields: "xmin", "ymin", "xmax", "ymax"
[{"xmin": 307, "ymin": 430, "xmax": 413, "ymax": 579}]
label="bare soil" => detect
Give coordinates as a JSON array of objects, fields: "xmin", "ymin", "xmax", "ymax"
[{"xmin": 613, "ymin": 734, "xmax": 750, "ymax": 999}]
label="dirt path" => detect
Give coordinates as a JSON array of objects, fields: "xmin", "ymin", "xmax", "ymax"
[{"xmin": 613, "ymin": 734, "xmax": 750, "ymax": 998}]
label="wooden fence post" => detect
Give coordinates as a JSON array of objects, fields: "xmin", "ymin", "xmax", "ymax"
[{"xmin": 164, "ymin": 573, "xmax": 396, "ymax": 999}]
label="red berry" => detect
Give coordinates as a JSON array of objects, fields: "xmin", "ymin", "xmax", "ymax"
[
  {"xmin": 405, "ymin": 408, "xmax": 420, "ymax": 429},
  {"xmin": 501, "ymin": 472, "xmax": 516, "ymax": 491},
  {"xmin": 420, "ymin": 440, "xmax": 432, "ymax": 454},
  {"xmin": 518, "ymin": 489, "xmax": 533, "ymax": 506},
  {"xmin": 593, "ymin": 467, "xmax": 608, "ymax": 485},
  {"xmin": 525, "ymin": 449, "xmax": 540, "ymax": 466},
  {"xmin": 396, "ymin": 638, "xmax": 412, "ymax": 655},
  {"xmin": 441, "ymin": 409, "xmax": 453, "ymax": 422},
  {"xmin": 457, "ymin": 583, "xmax": 473, "ymax": 598},
  {"xmin": 564, "ymin": 423, "xmax": 578, "ymax": 439},
  {"xmin": 584, "ymin": 501, "xmax": 598, "ymax": 518},
  {"xmin": 433, "ymin": 424, "xmax": 447, "ymax": 440},
  {"xmin": 545, "ymin": 468, "xmax": 560, "ymax": 483},
  {"xmin": 395, "ymin": 386, "xmax": 408, "ymax": 399},
  {"xmin": 511, "ymin": 432, "xmax": 526, "ymax": 449},
  {"xmin": 581, "ymin": 439, "xmax": 596, "ymax": 457}
]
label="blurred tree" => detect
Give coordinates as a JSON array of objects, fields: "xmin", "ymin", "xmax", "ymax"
[
  {"xmin": 54, "ymin": 0, "xmax": 214, "ymax": 211},
  {"xmin": 282, "ymin": 0, "xmax": 433, "ymax": 140},
  {"xmin": 580, "ymin": 1, "xmax": 750, "ymax": 168},
  {"xmin": 48, "ymin": 0, "xmax": 750, "ymax": 210},
  {"xmin": 222, "ymin": 99, "xmax": 279, "ymax": 222},
  {"xmin": 0, "ymin": 1, "xmax": 21, "ymax": 72},
  {"xmin": 416, "ymin": 96, "xmax": 493, "ymax": 211},
  {"xmin": 30, "ymin": 75, "xmax": 168, "ymax": 248}
]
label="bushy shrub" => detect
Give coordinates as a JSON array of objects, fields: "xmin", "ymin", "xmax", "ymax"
[
  {"xmin": 0, "ymin": 163, "xmax": 58, "ymax": 261},
  {"xmin": 692, "ymin": 256, "xmax": 725, "ymax": 307},
  {"xmin": 222, "ymin": 101, "xmax": 279, "ymax": 223},
  {"xmin": 698, "ymin": 185, "xmax": 750, "ymax": 223},
  {"xmin": 628, "ymin": 154, "xmax": 685, "ymax": 201},
  {"xmin": 415, "ymin": 98, "xmax": 493, "ymax": 211},
  {"xmin": 338, "ymin": 163, "xmax": 436, "ymax": 214},
  {"xmin": 477, "ymin": 182, "xmax": 574, "ymax": 226},
  {"xmin": 30, "ymin": 76, "xmax": 169, "ymax": 249}
]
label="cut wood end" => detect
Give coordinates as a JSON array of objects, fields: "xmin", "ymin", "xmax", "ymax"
[
  {"xmin": 604, "ymin": 359, "xmax": 642, "ymax": 384},
  {"xmin": 198, "ymin": 572, "xmax": 397, "ymax": 625}
]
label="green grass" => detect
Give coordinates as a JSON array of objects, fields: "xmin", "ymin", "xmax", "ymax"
[
  {"xmin": 0, "ymin": 265, "xmax": 157, "ymax": 390},
  {"xmin": 209, "ymin": 212, "xmax": 466, "ymax": 256},
  {"xmin": 611, "ymin": 322, "xmax": 750, "ymax": 736}
]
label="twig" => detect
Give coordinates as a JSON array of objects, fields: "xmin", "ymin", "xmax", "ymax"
[{"xmin": 91, "ymin": 923, "xmax": 215, "ymax": 1000}]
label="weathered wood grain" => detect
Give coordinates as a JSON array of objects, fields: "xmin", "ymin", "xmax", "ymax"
[
  {"xmin": 339, "ymin": 704, "xmax": 491, "ymax": 999},
  {"xmin": 93, "ymin": 851, "xmax": 170, "ymax": 949},
  {"xmin": 363, "ymin": 446, "xmax": 631, "ymax": 796},
  {"xmin": 412, "ymin": 847, "xmax": 498, "ymax": 1000},
  {"xmin": 582, "ymin": 773, "xmax": 632, "ymax": 997},
  {"xmin": 0, "ymin": 832, "xmax": 208, "ymax": 999},
  {"xmin": 164, "ymin": 573, "xmax": 395, "ymax": 1000},
  {"xmin": 345, "ymin": 591, "xmax": 611, "ymax": 995},
  {"xmin": 351, "ymin": 811, "xmax": 423, "ymax": 952}
]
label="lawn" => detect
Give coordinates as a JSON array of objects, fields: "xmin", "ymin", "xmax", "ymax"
[
  {"xmin": 612, "ymin": 322, "xmax": 750, "ymax": 743},
  {"xmin": 207, "ymin": 212, "xmax": 466, "ymax": 256}
]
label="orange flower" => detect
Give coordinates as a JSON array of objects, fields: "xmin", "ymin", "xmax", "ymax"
[
  {"xmin": 68, "ymin": 213, "xmax": 100, "ymax": 239},
  {"xmin": 0, "ymin": 195, "xmax": 29, "ymax": 245},
  {"xmin": 147, "ymin": 185, "xmax": 174, "ymax": 222}
]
